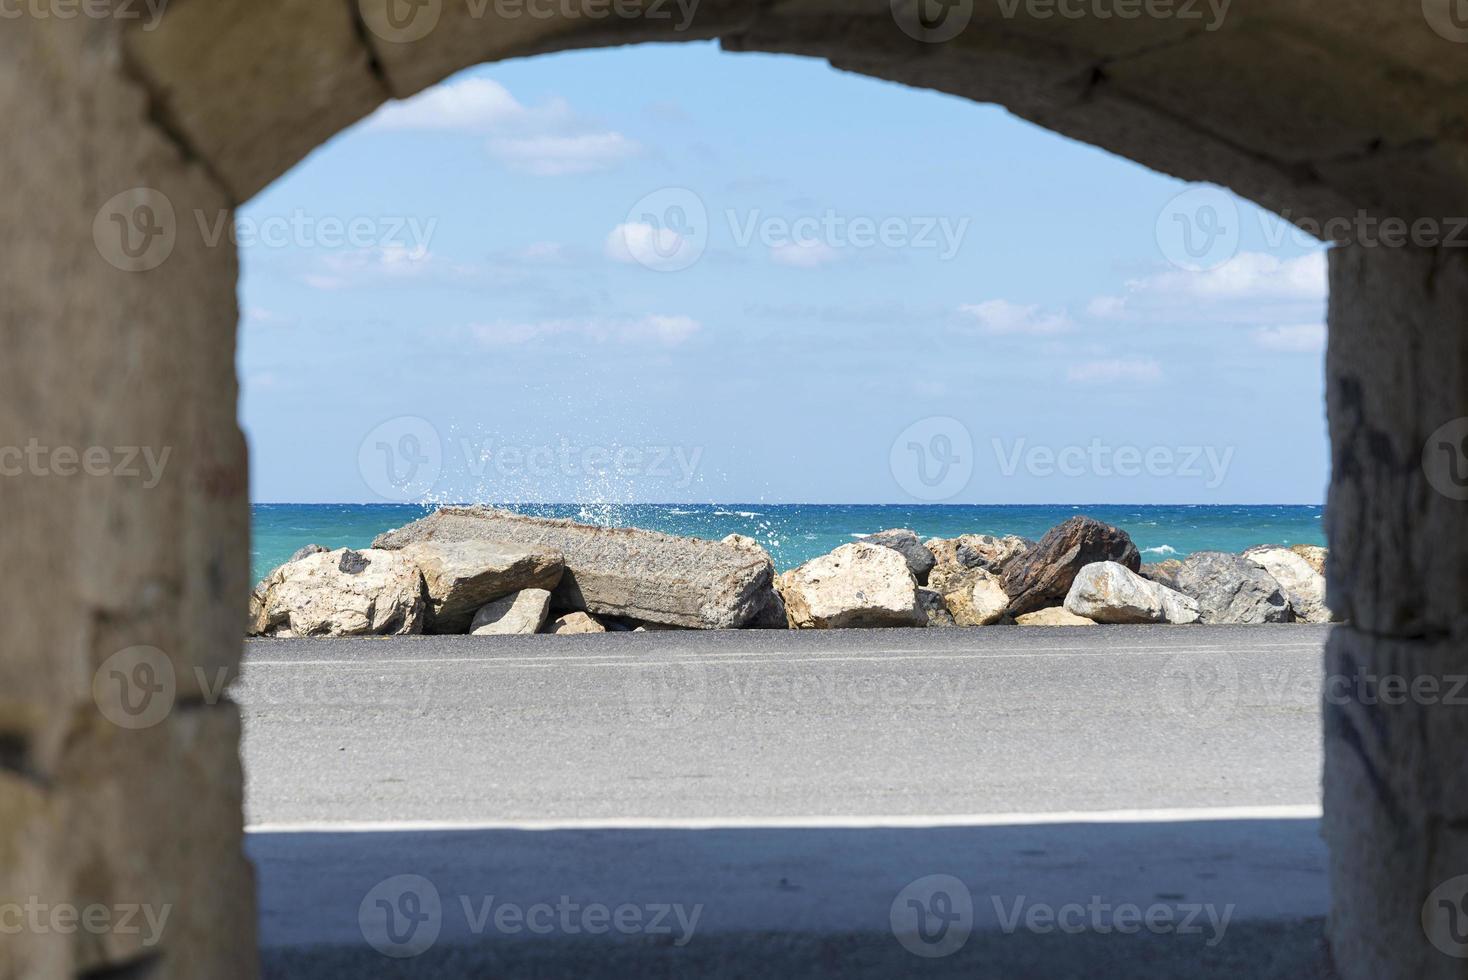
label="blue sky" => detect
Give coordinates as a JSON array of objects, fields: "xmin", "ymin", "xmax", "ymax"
[{"xmin": 238, "ymin": 41, "xmax": 1329, "ymax": 506}]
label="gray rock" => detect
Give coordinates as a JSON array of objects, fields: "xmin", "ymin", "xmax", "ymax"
[
  {"xmin": 925, "ymin": 534, "xmax": 1032, "ymax": 574},
  {"xmin": 400, "ymin": 540, "xmax": 564, "ymax": 634},
  {"xmin": 375, "ymin": 507, "xmax": 778, "ymax": 630},
  {"xmin": 1139, "ymin": 559, "xmax": 1185, "ymax": 592},
  {"xmin": 1001, "ymin": 517, "xmax": 1142, "ymax": 617},
  {"xmin": 287, "ymin": 543, "xmax": 329, "ymax": 563},
  {"xmin": 861, "ymin": 529, "xmax": 936, "ymax": 584},
  {"xmin": 1064, "ymin": 561, "xmax": 1200, "ymax": 625},
  {"xmin": 470, "ymin": 588, "xmax": 553, "ymax": 636},
  {"xmin": 720, "ymin": 534, "xmax": 788, "ymax": 628},
  {"xmin": 1174, "ymin": 551, "xmax": 1294, "ymax": 624},
  {"xmin": 916, "ymin": 587, "xmax": 956, "ymax": 628}
]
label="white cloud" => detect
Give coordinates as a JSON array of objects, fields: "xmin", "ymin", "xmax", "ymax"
[
  {"xmin": 1252, "ymin": 323, "xmax": 1327, "ymax": 353},
  {"xmin": 301, "ymin": 245, "xmax": 432, "ymax": 290},
  {"xmin": 366, "ymin": 78, "xmax": 551, "ymax": 131},
  {"xmin": 1066, "ymin": 358, "xmax": 1163, "ymax": 385},
  {"xmin": 1086, "ymin": 295, "xmax": 1127, "ymax": 318},
  {"xmin": 1080, "ymin": 251, "xmax": 1328, "ymax": 329},
  {"xmin": 467, "ymin": 314, "xmax": 701, "ymax": 348},
  {"xmin": 519, "ymin": 242, "xmax": 566, "ymax": 263},
  {"xmin": 604, "ymin": 222, "xmax": 699, "ymax": 271},
  {"xmin": 365, "ymin": 76, "xmax": 641, "ymax": 176},
  {"xmin": 1126, "ymin": 251, "xmax": 1326, "ymax": 302},
  {"xmin": 770, "ymin": 241, "xmax": 839, "ymax": 268},
  {"xmin": 489, "ymin": 132, "xmax": 641, "ymax": 176},
  {"xmin": 957, "ymin": 299, "xmax": 1073, "ymax": 336}
]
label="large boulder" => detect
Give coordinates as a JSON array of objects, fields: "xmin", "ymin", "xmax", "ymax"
[
  {"xmin": 778, "ymin": 542, "xmax": 925, "ymax": 629},
  {"xmin": 939, "ymin": 567, "xmax": 1011, "ymax": 626},
  {"xmin": 925, "ymin": 534, "xmax": 1031, "ymax": 574},
  {"xmin": 1000, "ymin": 517, "xmax": 1142, "ymax": 617},
  {"xmin": 1173, "ymin": 551, "xmax": 1294, "ymax": 624},
  {"xmin": 470, "ymin": 588, "xmax": 553, "ymax": 636},
  {"xmin": 720, "ymin": 534, "xmax": 788, "ymax": 628},
  {"xmin": 374, "ymin": 507, "xmax": 778, "ymax": 630},
  {"xmin": 860, "ymin": 529, "xmax": 936, "ymax": 583},
  {"xmin": 400, "ymin": 540, "xmax": 563, "ymax": 634},
  {"xmin": 1064, "ymin": 561, "xmax": 1200, "ymax": 625},
  {"xmin": 1244, "ymin": 545, "xmax": 1333, "ymax": 624},
  {"xmin": 248, "ymin": 548, "xmax": 427, "ymax": 637}
]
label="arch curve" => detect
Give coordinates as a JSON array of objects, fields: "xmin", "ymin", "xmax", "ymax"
[{"xmin": 125, "ymin": 0, "xmax": 1468, "ymax": 228}]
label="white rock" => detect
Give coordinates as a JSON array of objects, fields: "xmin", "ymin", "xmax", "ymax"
[
  {"xmin": 248, "ymin": 548, "xmax": 427, "ymax": 637},
  {"xmin": 1064, "ymin": 561, "xmax": 1200, "ymax": 625},
  {"xmin": 470, "ymin": 589, "xmax": 552, "ymax": 636},
  {"xmin": 779, "ymin": 542, "xmax": 925, "ymax": 629}
]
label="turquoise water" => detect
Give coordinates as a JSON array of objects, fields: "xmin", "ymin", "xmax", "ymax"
[{"xmin": 250, "ymin": 503, "xmax": 1326, "ymax": 584}]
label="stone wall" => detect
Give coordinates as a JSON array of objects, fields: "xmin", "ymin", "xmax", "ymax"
[
  {"xmin": 1324, "ymin": 244, "xmax": 1468, "ymax": 979},
  {"xmin": 0, "ymin": 13, "xmax": 254, "ymax": 980},
  {"xmin": 4, "ymin": 2, "xmax": 1468, "ymax": 977}
]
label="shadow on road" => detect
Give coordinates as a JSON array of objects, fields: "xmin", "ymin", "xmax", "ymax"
[{"xmin": 251, "ymin": 817, "xmax": 1329, "ymax": 977}]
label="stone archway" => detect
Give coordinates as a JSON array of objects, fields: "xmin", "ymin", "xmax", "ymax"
[{"xmin": 3, "ymin": 2, "xmax": 1466, "ymax": 977}]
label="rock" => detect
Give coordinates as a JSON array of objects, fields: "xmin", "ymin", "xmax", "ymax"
[
  {"xmin": 1000, "ymin": 517, "xmax": 1142, "ymax": 617},
  {"xmin": 916, "ymin": 587, "xmax": 956, "ymax": 628},
  {"xmin": 1064, "ymin": 561, "xmax": 1200, "ymax": 625},
  {"xmin": 1139, "ymin": 559, "xmax": 1185, "ymax": 592},
  {"xmin": 860, "ymin": 529, "xmax": 936, "ymax": 583},
  {"xmin": 778, "ymin": 542, "xmax": 925, "ymax": 629},
  {"xmin": 1015, "ymin": 607, "xmax": 1096, "ymax": 627},
  {"xmin": 942, "ymin": 567, "xmax": 1011, "ymax": 626},
  {"xmin": 400, "ymin": 540, "xmax": 564, "ymax": 634},
  {"xmin": 1174, "ymin": 551, "xmax": 1294, "ymax": 624},
  {"xmin": 924, "ymin": 534, "xmax": 1031, "ymax": 573},
  {"xmin": 374, "ymin": 507, "xmax": 778, "ymax": 630},
  {"xmin": 719, "ymin": 534, "xmax": 788, "ymax": 628},
  {"xmin": 546, "ymin": 612, "xmax": 606, "ymax": 635},
  {"xmin": 287, "ymin": 543, "xmax": 329, "ymax": 563},
  {"xmin": 470, "ymin": 588, "xmax": 553, "ymax": 636},
  {"xmin": 248, "ymin": 548, "xmax": 427, "ymax": 637},
  {"xmin": 1245, "ymin": 545, "xmax": 1333, "ymax": 624},
  {"xmin": 1290, "ymin": 544, "xmax": 1328, "ymax": 577}
]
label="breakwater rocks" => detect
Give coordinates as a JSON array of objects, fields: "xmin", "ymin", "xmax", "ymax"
[{"xmin": 247, "ymin": 509, "xmax": 1336, "ymax": 637}]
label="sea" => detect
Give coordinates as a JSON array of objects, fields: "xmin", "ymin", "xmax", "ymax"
[{"xmin": 250, "ymin": 503, "xmax": 1326, "ymax": 584}]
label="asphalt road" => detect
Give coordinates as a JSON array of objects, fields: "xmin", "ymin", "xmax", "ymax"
[
  {"xmin": 241, "ymin": 626, "xmax": 1333, "ymax": 975},
  {"xmin": 241, "ymin": 625, "xmax": 1329, "ymax": 826}
]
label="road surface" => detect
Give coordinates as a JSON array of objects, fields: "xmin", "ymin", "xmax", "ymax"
[{"xmin": 240, "ymin": 626, "xmax": 1332, "ymax": 977}]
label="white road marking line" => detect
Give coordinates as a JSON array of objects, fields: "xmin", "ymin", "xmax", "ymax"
[
  {"xmin": 244, "ymin": 643, "xmax": 1324, "ymax": 668},
  {"xmin": 246, "ymin": 803, "xmax": 1323, "ymax": 835}
]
